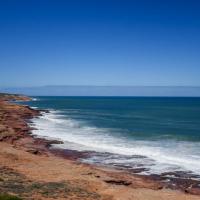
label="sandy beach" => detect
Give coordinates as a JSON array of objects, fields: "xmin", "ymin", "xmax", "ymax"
[{"xmin": 0, "ymin": 93, "xmax": 200, "ymax": 200}]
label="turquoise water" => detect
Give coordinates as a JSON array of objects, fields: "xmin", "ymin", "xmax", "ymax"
[{"xmin": 24, "ymin": 97, "xmax": 200, "ymax": 177}]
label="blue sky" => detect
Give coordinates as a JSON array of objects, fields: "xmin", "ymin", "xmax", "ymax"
[{"xmin": 0, "ymin": 0, "xmax": 200, "ymax": 87}]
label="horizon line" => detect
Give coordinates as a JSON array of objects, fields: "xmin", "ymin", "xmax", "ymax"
[{"xmin": 1, "ymin": 85, "xmax": 200, "ymax": 88}]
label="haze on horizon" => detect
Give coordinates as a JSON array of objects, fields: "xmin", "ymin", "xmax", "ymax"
[
  {"xmin": 0, "ymin": 0, "xmax": 200, "ymax": 91},
  {"xmin": 0, "ymin": 86, "xmax": 200, "ymax": 97}
]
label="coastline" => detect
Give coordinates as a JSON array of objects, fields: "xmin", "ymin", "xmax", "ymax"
[{"xmin": 0, "ymin": 93, "xmax": 200, "ymax": 199}]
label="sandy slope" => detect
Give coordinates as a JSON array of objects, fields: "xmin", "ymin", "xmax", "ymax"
[{"xmin": 1, "ymin": 142, "xmax": 200, "ymax": 200}]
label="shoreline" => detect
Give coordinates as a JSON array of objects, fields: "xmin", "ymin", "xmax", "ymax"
[{"xmin": 0, "ymin": 93, "xmax": 200, "ymax": 199}]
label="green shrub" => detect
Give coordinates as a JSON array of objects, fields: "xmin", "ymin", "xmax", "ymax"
[{"xmin": 0, "ymin": 194, "xmax": 22, "ymax": 200}]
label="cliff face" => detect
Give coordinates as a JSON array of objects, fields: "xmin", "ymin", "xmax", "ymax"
[{"xmin": 0, "ymin": 93, "xmax": 39, "ymax": 143}]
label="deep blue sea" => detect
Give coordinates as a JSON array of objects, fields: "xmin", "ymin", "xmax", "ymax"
[{"xmin": 23, "ymin": 97, "xmax": 200, "ymax": 178}]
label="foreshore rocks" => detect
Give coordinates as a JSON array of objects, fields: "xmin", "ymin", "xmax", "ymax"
[
  {"xmin": 0, "ymin": 94, "xmax": 39, "ymax": 142},
  {"xmin": 0, "ymin": 93, "xmax": 61, "ymax": 153}
]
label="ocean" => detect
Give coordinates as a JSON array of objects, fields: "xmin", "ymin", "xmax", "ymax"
[{"xmin": 23, "ymin": 96, "xmax": 200, "ymax": 179}]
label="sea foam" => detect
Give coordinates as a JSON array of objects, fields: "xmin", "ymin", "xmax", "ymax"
[{"xmin": 30, "ymin": 110, "xmax": 200, "ymax": 178}]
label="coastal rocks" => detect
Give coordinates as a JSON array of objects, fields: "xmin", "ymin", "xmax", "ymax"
[
  {"xmin": 104, "ymin": 179, "xmax": 132, "ymax": 186},
  {"xmin": 26, "ymin": 148, "xmax": 41, "ymax": 155},
  {"xmin": 152, "ymin": 171, "xmax": 200, "ymax": 194},
  {"xmin": 0, "ymin": 93, "xmax": 31, "ymax": 102},
  {"xmin": 0, "ymin": 94, "xmax": 40, "ymax": 145},
  {"xmin": 34, "ymin": 138, "xmax": 64, "ymax": 148},
  {"xmin": 185, "ymin": 186, "xmax": 200, "ymax": 195},
  {"xmin": 0, "ymin": 93, "xmax": 66, "ymax": 159},
  {"xmin": 50, "ymin": 148, "xmax": 91, "ymax": 160}
]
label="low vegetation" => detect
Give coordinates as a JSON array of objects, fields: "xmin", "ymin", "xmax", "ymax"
[
  {"xmin": 0, "ymin": 194, "xmax": 22, "ymax": 200},
  {"xmin": 0, "ymin": 167, "xmax": 101, "ymax": 200}
]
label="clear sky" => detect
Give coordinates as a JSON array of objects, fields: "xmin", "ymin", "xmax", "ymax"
[{"xmin": 0, "ymin": 0, "xmax": 200, "ymax": 87}]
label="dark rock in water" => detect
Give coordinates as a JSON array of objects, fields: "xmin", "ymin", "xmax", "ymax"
[
  {"xmin": 38, "ymin": 109, "xmax": 49, "ymax": 113},
  {"xmin": 32, "ymin": 138, "xmax": 64, "ymax": 148},
  {"xmin": 129, "ymin": 168, "xmax": 149, "ymax": 174},
  {"xmin": 161, "ymin": 171, "xmax": 195, "ymax": 179},
  {"xmin": 46, "ymin": 139, "xmax": 64, "ymax": 146}
]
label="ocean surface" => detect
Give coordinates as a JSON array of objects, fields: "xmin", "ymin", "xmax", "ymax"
[{"xmin": 22, "ymin": 97, "xmax": 200, "ymax": 178}]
